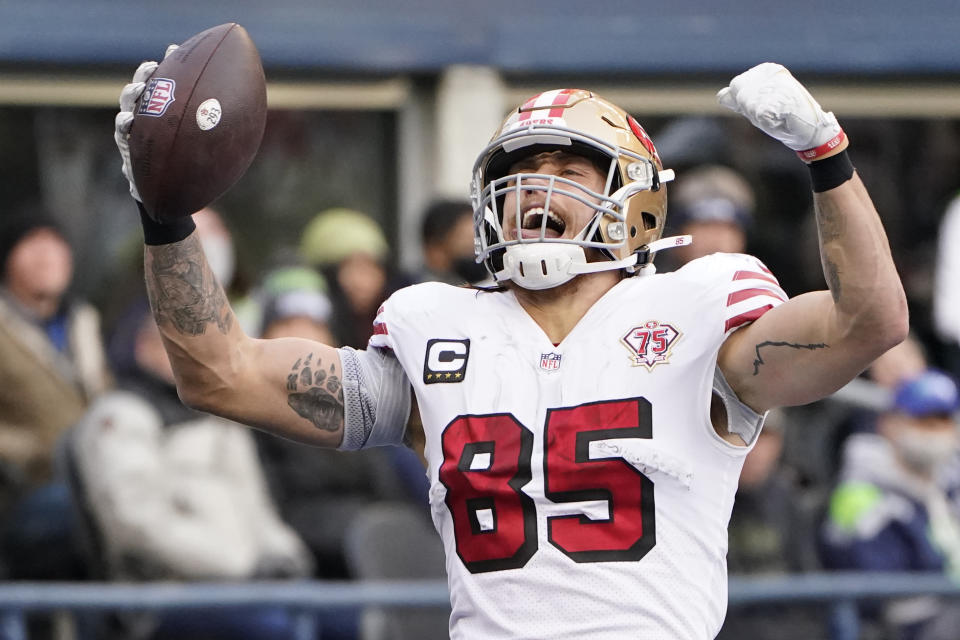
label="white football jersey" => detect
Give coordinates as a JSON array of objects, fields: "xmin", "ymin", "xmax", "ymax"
[{"xmin": 369, "ymin": 253, "xmax": 787, "ymax": 640}]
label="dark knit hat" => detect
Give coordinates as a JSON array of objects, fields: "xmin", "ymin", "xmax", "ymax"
[{"xmin": 668, "ymin": 165, "xmax": 755, "ymax": 232}]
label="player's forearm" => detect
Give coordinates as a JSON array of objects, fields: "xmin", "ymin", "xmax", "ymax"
[
  {"xmin": 144, "ymin": 231, "xmax": 245, "ymax": 410},
  {"xmin": 813, "ymin": 170, "xmax": 908, "ymax": 346}
]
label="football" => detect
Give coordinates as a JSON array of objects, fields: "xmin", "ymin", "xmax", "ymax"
[{"xmin": 129, "ymin": 23, "xmax": 267, "ymax": 223}]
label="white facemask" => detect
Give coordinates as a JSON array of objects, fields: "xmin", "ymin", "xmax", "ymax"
[
  {"xmin": 200, "ymin": 235, "xmax": 236, "ymax": 289},
  {"xmin": 892, "ymin": 426, "xmax": 959, "ymax": 475}
]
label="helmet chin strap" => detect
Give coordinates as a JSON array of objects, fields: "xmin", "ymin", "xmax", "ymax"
[{"xmin": 495, "ymin": 235, "xmax": 692, "ymax": 290}]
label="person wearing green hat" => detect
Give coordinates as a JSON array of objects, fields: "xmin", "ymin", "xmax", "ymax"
[
  {"xmin": 257, "ymin": 266, "xmax": 336, "ymax": 345},
  {"xmin": 299, "ymin": 208, "xmax": 413, "ymax": 348}
]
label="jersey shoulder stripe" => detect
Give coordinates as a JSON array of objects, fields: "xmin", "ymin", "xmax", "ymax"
[
  {"xmin": 368, "ymin": 282, "xmax": 479, "ymax": 351},
  {"xmin": 675, "ymin": 252, "xmax": 787, "ymax": 336}
]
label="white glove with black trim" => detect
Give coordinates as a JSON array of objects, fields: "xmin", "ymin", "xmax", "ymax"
[
  {"xmin": 113, "ymin": 45, "xmax": 179, "ymax": 201},
  {"xmin": 717, "ymin": 62, "xmax": 847, "ymax": 163}
]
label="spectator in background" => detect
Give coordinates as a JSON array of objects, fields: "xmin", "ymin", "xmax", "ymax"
[
  {"xmin": 251, "ymin": 266, "xmax": 428, "ymax": 583},
  {"xmin": 659, "ymin": 164, "xmax": 754, "ymax": 271},
  {"xmin": 718, "ymin": 408, "xmax": 826, "ymax": 639},
  {"xmin": 0, "ymin": 207, "xmax": 112, "ymax": 579},
  {"xmin": 193, "ymin": 207, "xmax": 237, "ymax": 293},
  {"xmin": 933, "ymin": 192, "xmax": 960, "ymax": 378},
  {"xmin": 250, "ymin": 276, "xmax": 430, "ymax": 640},
  {"xmin": 418, "ymin": 198, "xmax": 489, "ymax": 285},
  {"xmin": 69, "ymin": 299, "xmax": 315, "ymax": 640},
  {"xmin": 820, "ymin": 369, "xmax": 960, "ymax": 640},
  {"xmin": 299, "ymin": 208, "xmax": 413, "ymax": 348},
  {"xmin": 257, "ymin": 266, "xmax": 336, "ymax": 344}
]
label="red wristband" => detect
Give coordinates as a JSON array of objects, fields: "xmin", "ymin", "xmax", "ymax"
[{"xmin": 796, "ymin": 130, "xmax": 847, "ymax": 162}]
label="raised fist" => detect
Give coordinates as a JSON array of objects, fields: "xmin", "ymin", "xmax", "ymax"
[{"xmin": 717, "ymin": 62, "xmax": 847, "ymax": 163}]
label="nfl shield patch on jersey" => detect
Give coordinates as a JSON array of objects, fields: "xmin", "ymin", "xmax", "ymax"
[{"xmin": 539, "ymin": 352, "xmax": 562, "ymax": 371}]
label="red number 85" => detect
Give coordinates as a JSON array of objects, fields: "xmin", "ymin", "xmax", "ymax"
[{"xmin": 439, "ymin": 397, "xmax": 656, "ymax": 574}]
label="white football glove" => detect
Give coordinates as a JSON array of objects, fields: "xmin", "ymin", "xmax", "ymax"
[
  {"xmin": 717, "ymin": 62, "xmax": 847, "ymax": 163},
  {"xmin": 114, "ymin": 45, "xmax": 179, "ymax": 202}
]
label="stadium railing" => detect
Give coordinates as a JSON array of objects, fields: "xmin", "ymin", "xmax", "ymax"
[{"xmin": 2, "ymin": 572, "xmax": 960, "ymax": 640}]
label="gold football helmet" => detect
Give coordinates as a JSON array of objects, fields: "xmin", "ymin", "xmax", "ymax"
[{"xmin": 471, "ymin": 89, "xmax": 681, "ymax": 289}]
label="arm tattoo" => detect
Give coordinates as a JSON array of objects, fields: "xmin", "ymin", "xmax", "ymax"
[
  {"xmin": 815, "ymin": 198, "xmax": 846, "ymax": 303},
  {"xmin": 286, "ymin": 352, "xmax": 344, "ymax": 432},
  {"xmin": 752, "ymin": 340, "xmax": 829, "ymax": 375},
  {"xmin": 146, "ymin": 235, "xmax": 233, "ymax": 336}
]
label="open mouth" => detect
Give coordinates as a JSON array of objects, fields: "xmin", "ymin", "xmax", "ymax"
[{"xmin": 519, "ymin": 207, "xmax": 566, "ymax": 239}]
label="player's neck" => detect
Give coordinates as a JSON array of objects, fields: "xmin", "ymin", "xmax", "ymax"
[{"xmin": 510, "ymin": 270, "xmax": 620, "ymax": 344}]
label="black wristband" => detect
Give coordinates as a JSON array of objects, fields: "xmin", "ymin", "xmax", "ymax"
[
  {"xmin": 808, "ymin": 150, "xmax": 855, "ymax": 193},
  {"xmin": 138, "ymin": 202, "xmax": 196, "ymax": 246}
]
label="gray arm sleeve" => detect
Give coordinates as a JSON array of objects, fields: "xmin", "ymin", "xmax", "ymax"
[
  {"xmin": 713, "ymin": 366, "xmax": 766, "ymax": 446},
  {"xmin": 337, "ymin": 346, "xmax": 413, "ymax": 450}
]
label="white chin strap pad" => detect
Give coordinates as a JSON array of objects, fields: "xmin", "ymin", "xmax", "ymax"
[
  {"xmin": 495, "ymin": 234, "xmax": 693, "ymax": 291},
  {"xmin": 497, "ymin": 244, "xmax": 584, "ymax": 290}
]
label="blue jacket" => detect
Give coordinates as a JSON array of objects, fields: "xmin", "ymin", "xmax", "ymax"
[{"xmin": 821, "ymin": 432, "xmax": 957, "ymax": 572}]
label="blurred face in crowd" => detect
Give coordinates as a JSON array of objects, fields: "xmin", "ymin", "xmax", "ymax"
[
  {"xmin": 262, "ymin": 315, "xmax": 336, "ymax": 345},
  {"xmin": 194, "ymin": 207, "xmax": 235, "ymax": 288},
  {"xmin": 674, "ymin": 221, "xmax": 746, "ymax": 265},
  {"xmin": 879, "ymin": 412, "xmax": 960, "ymax": 477},
  {"xmin": 424, "ymin": 211, "xmax": 486, "ymax": 283},
  {"xmin": 337, "ymin": 253, "xmax": 387, "ymax": 315},
  {"xmin": 446, "ymin": 215, "xmax": 476, "ymax": 259},
  {"xmin": 4, "ymin": 228, "xmax": 73, "ymax": 320},
  {"xmin": 426, "ymin": 214, "xmax": 475, "ymax": 267}
]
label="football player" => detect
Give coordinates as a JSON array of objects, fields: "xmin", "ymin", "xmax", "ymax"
[{"xmin": 114, "ymin": 62, "xmax": 907, "ymax": 639}]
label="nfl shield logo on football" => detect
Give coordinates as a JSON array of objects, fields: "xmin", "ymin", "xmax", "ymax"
[
  {"xmin": 621, "ymin": 320, "xmax": 681, "ymax": 370},
  {"xmin": 539, "ymin": 352, "xmax": 562, "ymax": 371},
  {"xmin": 138, "ymin": 78, "xmax": 176, "ymax": 117}
]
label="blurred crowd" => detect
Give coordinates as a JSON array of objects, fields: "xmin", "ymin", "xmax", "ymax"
[{"xmin": 2, "ymin": 117, "xmax": 960, "ymax": 640}]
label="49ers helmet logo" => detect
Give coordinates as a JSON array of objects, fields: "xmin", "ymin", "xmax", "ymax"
[
  {"xmin": 621, "ymin": 320, "xmax": 681, "ymax": 370},
  {"xmin": 627, "ymin": 116, "xmax": 662, "ymax": 167}
]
